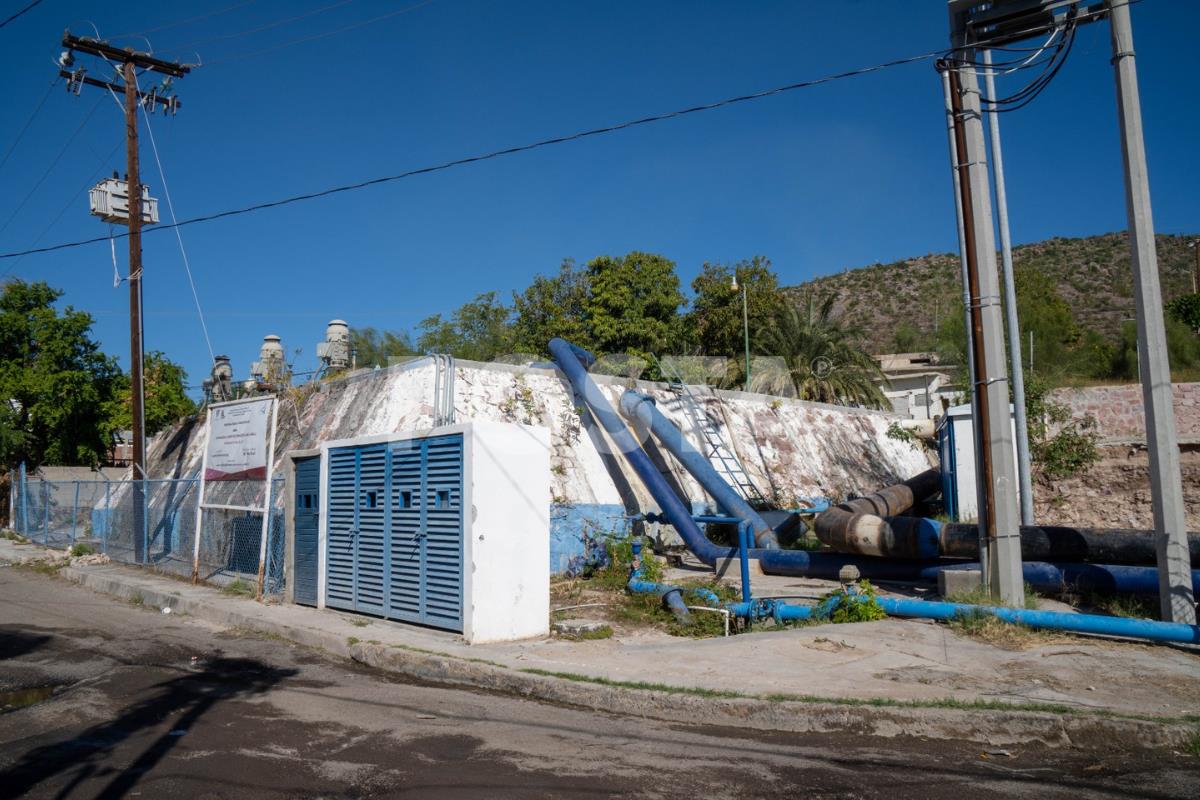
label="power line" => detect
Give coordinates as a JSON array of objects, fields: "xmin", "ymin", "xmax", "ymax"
[
  {"xmin": 110, "ymin": 0, "xmax": 262, "ymax": 39},
  {"xmin": 0, "ymin": 0, "xmax": 43, "ymax": 30},
  {"xmin": 0, "ymin": 138, "xmax": 123, "ymax": 279},
  {"xmin": 0, "ymin": 47, "xmax": 944, "ymax": 261},
  {"xmin": 200, "ymin": 0, "xmax": 436, "ymax": 67},
  {"xmin": 137, "ymin": 77, "xmax": 216, "ymax": 363},
  {"xmin": 0, "ymin": 93, "xmax": 104, "ymax": 239},
  {"xmin": 0, "ymin": 76, "xmax": 61, "ymax": 175},
  {"xmin": 169, "ymin": 0, "xmax": 358, "ymax": 53}
]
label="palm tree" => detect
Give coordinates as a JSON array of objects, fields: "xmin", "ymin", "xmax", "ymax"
[{"xmin": 754, "ymin": 291, "xmax": 890, "ymax": 409}]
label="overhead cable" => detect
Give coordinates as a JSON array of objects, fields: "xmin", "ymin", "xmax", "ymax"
[
  {"xmin": 137, "ymin": 75, "xmax": 217, "ymax": 363},
  {"xmin": 0, "ymin": 77, "xmax": 62, "ymax": 176},
  {"xmin": 0, "ymin": 47, "xmax": 945, "ymax": 260},
  {"xmin": 0, "ymin": 0, "xmax": 44, "ymax": 30}
]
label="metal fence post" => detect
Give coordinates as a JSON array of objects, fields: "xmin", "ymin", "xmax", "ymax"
[
  {"xmin": 143, "ymin": 479, "xmax": 150, "ymax": 564},
  {"xmin": 104, "ymin": 481, "xmax": 111, "ymax": 554},
  {"xmin": 41, "ymin": 481, "xmax": 50, "ymax": 545},
  {"xmin": 18, "ymin": 462, "xmax": 27, "ymax": 536},
  {"xmin": 71, "ymin": 481, "xmax": 80, "ymax": 544}
]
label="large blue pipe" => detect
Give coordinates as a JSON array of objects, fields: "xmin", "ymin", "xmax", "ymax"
[
  {"xmin": 726, "ymin": 593, "xmax": 1200, "ymax": 645},
  {"xmin": 619, "ymin": 390, "xmax": 778, "ymax": 549},
  {"xmin": 549, "ymin": 338, "xmax": 730, "ymax": 565},
  {"xmin": 550, "ymin": 339, "xmax": 1192, "ymax": 599}
]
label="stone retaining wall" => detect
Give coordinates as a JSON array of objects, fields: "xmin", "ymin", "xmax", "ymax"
[{"xmin": 1049, "ymin": 383, "xmax": 1200, "ymax": 442}]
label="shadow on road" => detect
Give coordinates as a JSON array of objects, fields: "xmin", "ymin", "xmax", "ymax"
[
  {"xmin": 0, "ymin": 630, "xmax": 52, "ymax": 659},
  {"xmin": 0, "ymin": 655, "xmax": 296, "ymax": 799}
]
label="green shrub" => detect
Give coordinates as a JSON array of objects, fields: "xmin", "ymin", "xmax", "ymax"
[
  {"xmin": 69, "ymin": 543, "xmax": 96, "ymax": 557},
  {"xmin": 817, "ymin": 580, "xmax": 887, "ymax": 623}
]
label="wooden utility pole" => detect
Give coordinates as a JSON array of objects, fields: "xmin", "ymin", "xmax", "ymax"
[{"xmin": 59, "ymin": 32, "xmax": 189, "ymax": 561}]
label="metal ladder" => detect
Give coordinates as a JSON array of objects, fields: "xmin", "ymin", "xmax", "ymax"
[{"xmin": 653, "ymin": 355, "xmax": 764, "ymax": 505}]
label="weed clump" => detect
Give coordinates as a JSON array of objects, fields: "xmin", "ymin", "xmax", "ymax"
[
  {"xmin": 816, "ymin": 580, "xmax": 888, "ymax": 623},
  {"xmin": 221, "ymin": 578, "xmax": 255, "ymax": 598},
  {"xmin": 69, "ymin": 542, "xmax": 96, "ymax": 557}
]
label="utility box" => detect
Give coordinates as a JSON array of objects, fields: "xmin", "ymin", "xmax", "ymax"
[
  {"xmin": 316, "ymin": 421, "xmax": 550, "ymax": 644},
  {"xmin": 89, "ymin": 178, "xmax": 159, "ymax": 225},
  {"xmin": 936, "ymin": 403, "xmax": 1021, "ymax": 522}
]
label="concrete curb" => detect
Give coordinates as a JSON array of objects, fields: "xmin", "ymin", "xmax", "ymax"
[{"xmin": 56, "ymin": 565, "xmax": 1198, "ymax": 751}]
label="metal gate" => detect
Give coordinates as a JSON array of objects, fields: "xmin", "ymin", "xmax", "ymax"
[
  {"xmin": 293, "ymin": 456, "xmax": 320, "ymax": 606},
  {"xmin": 325, "ymin": 434, "xmax": 464, "ymax": 631}
]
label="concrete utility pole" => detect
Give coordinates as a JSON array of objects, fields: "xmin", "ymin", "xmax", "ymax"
[
  {"xmin": 945, "ymin": 61, "xmax": 1025, "ymax": 607},
  {"xmin": 1107, "ymin": 1, "xmax": 1196, "ymax": 623},
  {"xmin": 59, "ymin": 32, "xmax": 189, "ymax": 562},
  {"xmin": 939, "ymin": 68, "xmax": 990, "ymax": 582},
  {"xmin": 982, "ymin": 50, "xmax": 1035, "ymax": 527}
]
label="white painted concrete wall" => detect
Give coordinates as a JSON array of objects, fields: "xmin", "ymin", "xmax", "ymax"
[{"xmin": 463, "ymin": 421, "xmax": 550, "ymax": 644}]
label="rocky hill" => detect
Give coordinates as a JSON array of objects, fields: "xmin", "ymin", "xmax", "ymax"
[{"xmin": 790, "ymin": 232, "xmax": 1199, "ymax": 354}]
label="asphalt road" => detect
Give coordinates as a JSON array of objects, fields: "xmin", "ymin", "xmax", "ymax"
[{"xmin": 1, "ymin": 566, "xmax": 1197, "ymax": 799}]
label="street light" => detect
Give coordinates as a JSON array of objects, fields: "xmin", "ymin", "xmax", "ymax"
[{"xmin": 731, "ymin": 272, "xmax": 751, "ymax": 392}]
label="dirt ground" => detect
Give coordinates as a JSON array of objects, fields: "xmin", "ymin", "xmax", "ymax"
[{"xmin": 1033, "ymin": 445, "xmax": 1200, "ymax": 530}]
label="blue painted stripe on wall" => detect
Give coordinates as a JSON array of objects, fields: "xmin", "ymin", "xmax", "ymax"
[
  {"xmin": 548, "ymin": 500, "xmax": 716, "ymax": 575},
  {"xmin": 550, "ymin": 503, "xmax": 632, "ymax": 576}
]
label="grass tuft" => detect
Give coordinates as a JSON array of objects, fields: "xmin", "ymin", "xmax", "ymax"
[
  {"xmin": 518, "ymin": 668, "xmax": 743, "ymax": 699},
  {"xmin": 221, "ymin": 578, "xmax": 255, "ymax": 598},
  {"xmin": 945, "ymin": 582, "xmax": 1041, "ymax": 610},
  {"xmin": 69, "ymin": 542, "xmax": 97, "ymax": 557}
]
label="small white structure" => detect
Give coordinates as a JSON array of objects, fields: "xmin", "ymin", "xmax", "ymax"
[
  {"xmin": 937, "ymin": 403, "xmax": 1021, "ymax": 522},
  {"xmin": 874, "ymin": 352, "xmax": 959, "ymax": 421},
  {"xmin": 314, "ymin": 421, "xmax": 550, "ymax": 644}
]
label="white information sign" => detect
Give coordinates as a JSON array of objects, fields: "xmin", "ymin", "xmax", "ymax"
[
  {"xmin": 204, "ymin": 396, "xmax": 273, "ymax": 481},
  {"xmin": 191, "ymin": 395, "xmax": 279, "ymax": 594}
]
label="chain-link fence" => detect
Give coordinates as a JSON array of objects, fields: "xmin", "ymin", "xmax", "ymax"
[{"xmin": 11, "ymin": 472, "xmax": 286, "ymax": 596}]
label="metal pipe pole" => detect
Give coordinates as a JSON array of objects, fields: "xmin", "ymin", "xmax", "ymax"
[
  {"xmin": 948, "ymin": 60, "xmax": 1024, "ymax": 607},
  {"xmin": 1108, "ymin": 0, "xmax": 1196, "ymax": 624},
  {"xmin": 741, "ymin": 283, "xmax": 751, "ymax": 392},
  {"xmin": 982, "ymin": 50, "xmax": 1035, "ymax": 526},
  {"xmin": 940, "ymin": 67, "xmax": 989, "ymax": 585}
]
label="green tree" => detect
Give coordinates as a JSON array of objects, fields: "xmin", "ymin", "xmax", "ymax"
[
  {"xmin": 0, "ymin": 280, "xmax": 120, "ymax": 466},
  {"xmin": 511, "ymin": 260, "xmax": 593, "ymax": 356},
  {"xmin": 103, "ymin": 351, "xmax": 197, "ymax": 438},
  {"xmin": 585, "ymin": 251, "xmax": 684, "ymax": 358},
  {"xmin": 1109, "ymin": 317, "xmax": 1200, "ymax": 380},
  {"xmin": 891, "ymin": 322, "xmax": 933, "ymax": 353},
  {"xmin": 349, "ymin": 326, "xmax": 416, "ymax": 369},
  {"xmin": 1024, "ymin": 373, "xmax": 1100, "ymax": 479},
  {"xmin": 1166, "ymin": 293, "xmax": 1200, "ymax": 333},
  {"xmin": 687, "ymin": 256, "xmax": 783, "ymax": 364},
  {"xmin": 417, "ymin": 291, "xmax": 515, "ymax": 361},
  {"xmin": 754, "ymin": 291, "xmax": 889, "ymax": 409}
]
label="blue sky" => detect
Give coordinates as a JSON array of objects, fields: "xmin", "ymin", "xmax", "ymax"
[{"xmin": 1, "ymin": 0, "xmax": 1196, "ymax": 392}]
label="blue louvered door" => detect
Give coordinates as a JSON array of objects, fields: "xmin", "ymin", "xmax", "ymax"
[
  {"xmin": 325, "ymin": 447, "xmax": 358, "ymax": 611},
  {"xmin": 326, "ymin": 436, "xmax": 463, "ymax": 630},
  {"xmin": 387, "ymin": 441, "xmax": 424, "ymax": 624},
  {"xmin": 421, "ymin": 435, "xmax": 464, "ymax": 630},
  {"xmin": 353, "ymin": 445, "xmax": 388, "ymax": 616},
  {"xmin": 293, "ymin": 456, "xmax": 320, "ymax": 606},
  {"xmin": 387, "ymin": 434, "xmax": 463, "ymax": 631}
]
